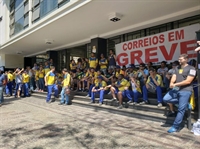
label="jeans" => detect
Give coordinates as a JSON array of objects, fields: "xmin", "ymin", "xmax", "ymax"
[
  {"xmin": 46, "ymin": 84, "xmax": 58, "ymax": 102},
  {"xmin": 23, "ymin": 83, "xmax": 29, "ymax": 97},
  {"xmin": 39, "ymin": 78, "xmax": 44, "ymax": 90},
  {"xmin": 0, "ymin": 86, "xmax": 4, "ymax": 104},
  {"xmin": 143, "ymin": 85, "xmax": 165, "ymax": 103},
  {"xmin": 163, "ymin": 90, "xmax": 192, "ymax": 129},
  {"xmin": 91, "ymin": 90, "xmax": 109, "ymax": 103},
  {"xmin": 15, "ymin": 83, "xmax": 22, "ymax": 96},
  {"xmin": 126, "ymin": 90, "xmax": 142, "ymax": 102},
  {"xmin": 60, "ymin": 88, "xmax": 69, "ymax": 104},
  {"xmin": 88, "ymin": 84, "xmax": 95, "ymax": 97},
  {"xmin": 164, "ymin": 76, "xmax": 170, "ymax": 89},
  {"xmin": 6, "ymin": 82, "xmax": 13, "ymax": 96},
  {"xmin": 29, "ymin": 77, "xmax": 35, "ymax": 91}
]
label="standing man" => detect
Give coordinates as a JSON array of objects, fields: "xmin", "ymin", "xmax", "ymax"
[
  {"xmin": 13, "ymin": 68, "xmax": 24, "ymax": 98},
  {"xmin": 0, "ymin": 70, "xmax": 6, "ymax": 106},
  {"xmin": 22, "ymin": 71, "xmax": 30, "ymax": 97},
  {"xmin": 6, "ymin": 70, "xmax": 13, "ymax": 97},
  {"xmin": 89, "ymin": 53, "xmax": 98, "ymax": 70},
  {"xmin": 163, "ymin": 54, "xmax": 196, "ymax": 133},
  {"xmin": 99, "ymin": 54, "xmax": 108, "ymax": 75},
  {"xmin": 108, "ymin": 49, "xmax": 117, "ymax": 69},
  {"xmin": 44, "ymin": 66, "xmax": 58, "ymax": 103},
  {"xmin": 59, "ymin": 68, "xmax": 71, "ymax": 105}
]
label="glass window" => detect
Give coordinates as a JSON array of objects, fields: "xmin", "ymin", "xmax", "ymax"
[
  {"xmin": 14, "ymin": 17, "xmax": 24, "ymax": 35},
  {"xmin": 40, "ymin": 0, "xmax": 58, "ymax": 18},
  {"xmin": 15, "ymin": 0, "xmax": 23, "ymax": 10},
  {"xmin": 15, "ymin": 5, "xmax": 24, "ymax": 22}
]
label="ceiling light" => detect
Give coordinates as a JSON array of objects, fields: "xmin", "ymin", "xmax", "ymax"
[{"xmin": 109, "ymin": 12, "xmax": 122, "ymax": 22}]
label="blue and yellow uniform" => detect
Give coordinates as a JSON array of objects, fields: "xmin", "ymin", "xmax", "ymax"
[
  {"xmin": 99, "ymin": 58, "xmax": 108, "ymax": 69},
  {"xmin": 45, "ymin": 71, "xmax": 58, "ymax": 102},
  {"xmin": 89, "ymin": 57, "xmax": 98, "ymax": 69},
  {"xmin": 60, "ymin": 73, "xmax": 71, "ymax": 104},
  {"xmin": 6, "ymin": 73, "xmax": 14, "ymax": 96},
  {"xmin": 22, "ymin": 73, "xmax": 30, "ymax": 97}
]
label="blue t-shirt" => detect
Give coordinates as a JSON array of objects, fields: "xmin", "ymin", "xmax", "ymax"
[{"xmin": 0, "ymin": 74, "xmax": 5, "ymax": 87}]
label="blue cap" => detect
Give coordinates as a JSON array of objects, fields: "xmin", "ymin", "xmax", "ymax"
[
  {"xmin": 97, "ymin": 76, "xmax": 103, "ymax": 80},
  {"xmin": 128, "ymin": 64, "xmax": 135, "ymax": 68},
  {"xmin": 116, "ymin": 65, "xmax": 121, "ymax": 69}
]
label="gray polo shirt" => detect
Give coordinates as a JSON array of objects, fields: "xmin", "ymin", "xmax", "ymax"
[{"xmin": 174, "ymin": 65, "xmax": 196, "ymax": 92}]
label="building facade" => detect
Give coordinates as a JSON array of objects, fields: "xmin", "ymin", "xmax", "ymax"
[{"xmin": 0, "ymin": 0, "xmax": 200, "ymax": 70}]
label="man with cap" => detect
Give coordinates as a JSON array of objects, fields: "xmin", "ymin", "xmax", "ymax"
[
  {"xmin": 59, "ymin": 68, "xmax": 71, "ymax": 105},
  {"xmin": 0, "ymin": 70, "xmax": 6, "ymax": 106},
  {"xmin": 22, "ymin": 71, "xmax": 30, "ymax": 97},
  {"xmin": 90, "ymin": 76, "xmax": 108, "ymax": 105},
  {"xmin": 115, "ymin": 65, "xmax": 124, "ymax": 78}
]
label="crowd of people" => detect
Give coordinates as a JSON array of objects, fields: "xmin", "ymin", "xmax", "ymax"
[{"xmin": 0, "ymin": 41, "xmax": 199, "ymax": 133}]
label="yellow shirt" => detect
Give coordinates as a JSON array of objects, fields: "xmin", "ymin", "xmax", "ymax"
[
  {"xmin": 95, "ymin": 80, "xmax": 107, "ymax": 88},
  {"xmin": 115, "ymin": 70, "xmax": 124, "ymax": 78},
  {"xmin": 116, "ymin": 78, "xmax": 128, "ymax": 91},
  {"xmin": 70, "ymin": 63, "xmax": 77, "ymax": 70},
  {"xmin": 7, "ymin": 73, "xmax": 14, "ymax": 82},
  {"xmin": 39, "ymin": 70, "xmax": 45, "ymax": 78},
  {"xmin": 131, "ymin": 80, "xmax": 141, "ymax": 93},
  {"xmin": 35, "ymin": 71, "xmax": 39, "ymax": 81},
  {"xmin": 146, "ymin": 74, "xmax": 164, "ymax": 87},
  {"xmin": 44, "ymin": 67, "xmax": 50, "ymax": 75},
  {"xmin": 99, "ymin": 58, "xmax": 108, "ymax": 69},
  {"xmin": 89, "ymin": 57, "xmax": 98, "ymax": 68},
  {"xmin": 63, "ymin": 73, "xmax": 71, "ymax": 87},
  {"xmin": 22, "ymin": 74, "xmax": 29, "ymax": 83},
  {"xmin": 45, "ymin": 71, "xmax": 56, "ymax": 85}
]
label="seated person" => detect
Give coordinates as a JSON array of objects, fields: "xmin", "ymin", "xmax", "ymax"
[
  {"xmin": 110, "ymin": 74, "xmax": 130, "ymax": 109},
  {"xmin": 141, "ymin": 68, "xmax": 166, "ymax": 107},
  {"xmin": 126, "ymin": 75, "xmax": 142, "ymax": 105},
  {"xmin": 90, "ymin": 76, "xmax": 109, "ymax": 105},
  {"xmin": 73, "ymin": 68, "xmax": 83, "ymax": 91},
  {"xmin": 115, "ymin": 65, "xmax": 124, "ymax": 78},
  {"xmin": 78, "ymin": 69, "xmax": 88, "ymax": 92},
  {"xmin": 157, "ymin": 61, "xmax": 168, "ymax": 78},
  {"xmin": 86, "ymin": 68, "xmax": 98, "ymax": 97},
  {"xmin": 164, "ymin": 61, "xmax": 179, "ymax": 89}
]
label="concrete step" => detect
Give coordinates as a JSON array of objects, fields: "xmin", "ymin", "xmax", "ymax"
[{"xmin": 31, "ymin": 92, "xmax": 195, "ymax": 128}]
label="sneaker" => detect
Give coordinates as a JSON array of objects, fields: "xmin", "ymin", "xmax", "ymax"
[
  {"xmin": 117, "ymin": 105, "xmax": 123, "ymax": 109},
  {"xmin": 140, "ymin": 101, "xmax": 148, "ymax": 105},
  {"xmin": 89, "ymin": 101, "xmax": 94, "ymax": 104},
  {"xmin": 167, "ymin": 126, "xmax": 179, "ymax": 133},
  {"xmin": 133, "ymin": 102, "xmax": 138, "ymax": 105},
  {"xmin": 99, "ymin": 102, "xmax": 103, "ymax": 106},
  {"xmin": 157, "ymin": 103, "xmax": 162, "ymax": 108},
  {"xmin": 166, "ymin": 111, "xmax": 176, "ymax": 117},
  {"xmin": 111, "ymin": 98, "xmax": 117, "ymax": 102},
  {"xmin": 108, "ymin": 91, "xmax": 111, "ymax": 94},
  {"xmin": 0, "ymin": 104, "xmax": 2, "ymax": 107},
  {"xmin": 127, "ymin": 100, "xmax": 133, "ymax": 104},
  {"xmin": 85, "ymin": 94, "xmax": 90, "ymax": 98},
  {"xmin": 46, "ymin": 100, "xmax": 52, "ymax": 104}
]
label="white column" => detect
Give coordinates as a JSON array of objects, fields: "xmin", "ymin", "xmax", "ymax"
[{"xmin": 28, "ymin": 0, "xmax": 32, "ymax": 27}]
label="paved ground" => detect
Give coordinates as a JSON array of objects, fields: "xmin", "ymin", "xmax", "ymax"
[{"xmin": 0, "ymin": 97, "xmax": 199, "ymax": 149}]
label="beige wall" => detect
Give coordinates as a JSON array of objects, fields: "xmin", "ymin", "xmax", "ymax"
[
  {"xmin": 0, "ymin": 54, "xmax": 5, "ymax": 66},
  {"xmin": 5, "ymin": 54, "xmax": 24, "ymax": 68}
]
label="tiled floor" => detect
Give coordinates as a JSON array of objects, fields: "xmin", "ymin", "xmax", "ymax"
[{"xmin": 0, "ymin": 97, "xmax": 199, "ymax": 149}]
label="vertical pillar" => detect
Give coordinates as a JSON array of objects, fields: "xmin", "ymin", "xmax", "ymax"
[
  {"xmin": 24, "ymin": 56, "xmax": 36, "ymax": 68},
  {"xmin": 196, "ymin": 30, "xmax": 200, "ymax": 119},
  {"xmin": 47, "ymin": 51, "xmax": 58, "ymax": 69},
  {"xmin": 90, "ymin": 38, "xmax": 107, "ymax": 60},
  {"xmin": 28, "ymin": 0, "xmax": 32, "ymax": 27}
]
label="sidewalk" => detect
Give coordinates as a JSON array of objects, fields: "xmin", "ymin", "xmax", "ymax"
[{"xmin": 0, "ymin": 97, "xmax": 199, "ymax": 149}]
